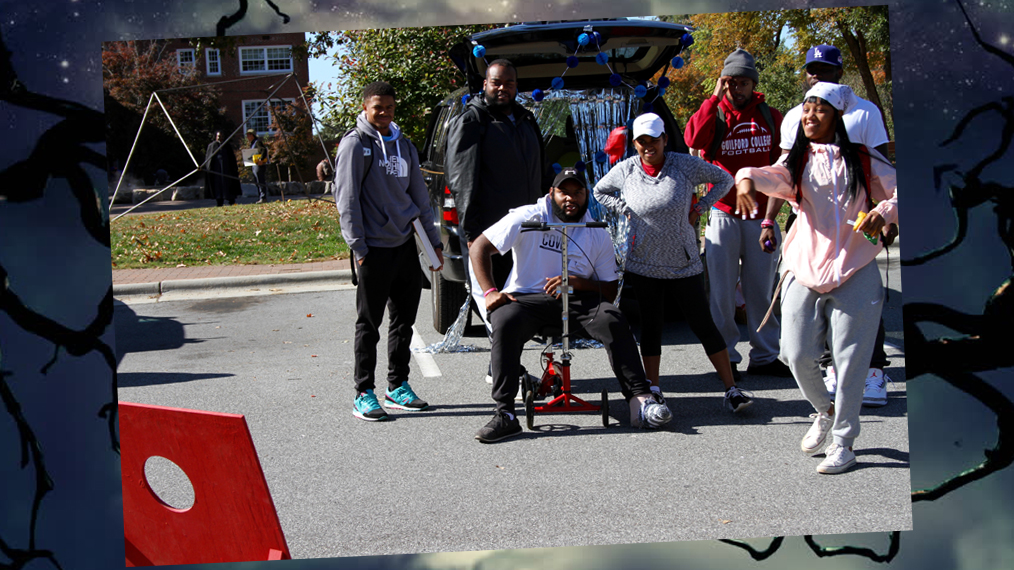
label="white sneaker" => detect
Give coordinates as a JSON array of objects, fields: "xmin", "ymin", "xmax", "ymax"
[
  {"xmin": 801, "ymin": 411, "xmax": 833, "ymax": 455},
  {"xmin": 634, "ymin": 393, "xmax": 672, "ymax": 429},
  {"xmin": 823, "ymin": 366, "xmax": 837, "ymax": 400},
  {"xmin": 485, "ymin": 373, "xmax": 493, "ymax": 384},
  {"xmin": 862, "ymin": 368, "xmax": 889, "ymax": 407},
  {"xmin": 817, "ymin": 443, "xmax": 857, "ymax": 474}
]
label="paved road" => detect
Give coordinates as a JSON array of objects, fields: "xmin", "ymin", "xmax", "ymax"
[{"xmin": 115, "ymin": 251, "xmax": 910, "ymax": 558}]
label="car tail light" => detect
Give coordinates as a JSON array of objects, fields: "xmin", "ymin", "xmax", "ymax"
[{"xmin": 442, "ymin": 186, "xmax": 459, "ymax": 225}]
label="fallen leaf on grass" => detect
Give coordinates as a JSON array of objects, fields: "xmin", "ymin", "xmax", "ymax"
[
  {"xmin": 720, "ymin": 519, "xmax": 732, "ymax": 524},
  {"xmin": 306, "ymin": 313, "xmax": 313, "ymax": 317},
  {"xmin": 495, "ymin": 465, "xmax": 505, "ymax": 470},
  {"xmin": 311, "ymin": 355, "xmax": 317, "ymax": 357}
]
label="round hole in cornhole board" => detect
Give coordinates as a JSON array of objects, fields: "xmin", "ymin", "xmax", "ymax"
[{"xmin": 143, "ymin": 456, "xmax": 195, "ymax": 511}]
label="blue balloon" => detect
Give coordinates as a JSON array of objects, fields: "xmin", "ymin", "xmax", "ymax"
[
  {"xmin": 552, "ymin": 163, "xmax": 563, "ymax": 174},
  {"xmin": 681, "ymin": 33, "xmax": 694, "ymax": 47},
  {"xmin": 593, "ymin": 31, "xmax": 602, "ymax": 44},
  {"xmin": 472, "ymin": 45, "xmax": 486, "ymax": 58},
  {"xmin": 578, "ymin": 33, "xmax": 590, "ymax": 46},
  {"xmin": 551, "ymin": 76, "xmax": 565, "ymax": 90},
  {"xmin": 532, "ymin": 88, "xmax": 544, "ymax": 101},
  {"xmin": 634, "ymin": 84, "xmax": 647, "ymax": 98},
  {"xmin": 658, "ymin": 87, "xmax": 666, "ymax": 96},
  {"xmin": 609, "ymin": 73, "xmax": 622, "ymax": 86},
  {"xmin": 574, "ymin": 160, "xmax": 586, "ymax": 172},
  {"xmin": 596, "ymin": 52, "xmax": 609, "ymax": 65},
  {"xmin": 657, "ymin": 77, "xmax": 670, "ymax": 88},
  {"xmin": 595, "ymin": 150, "xmax": 607, "ymax": 163},
  {"xmin": 566, "ymin": 56, "xmax": 579, "ymax": 68},
  {"xmin": 672, "ymin": 56, "xmax": 684, "ymax": 69}
]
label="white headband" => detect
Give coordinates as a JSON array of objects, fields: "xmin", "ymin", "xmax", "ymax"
[{"xmin": 805, "ymin": 82, "xmax": 849, "ymax": 113}]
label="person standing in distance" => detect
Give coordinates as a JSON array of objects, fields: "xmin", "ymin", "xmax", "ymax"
[
  {"xmin": 245, "ymin": 128, "xmax": 269, "ymax": 203},
  {"xmin": 335, "ymin": 81, "xmax": 444, "ymax": 422}
]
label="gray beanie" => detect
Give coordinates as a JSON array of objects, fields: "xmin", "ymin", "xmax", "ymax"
[{"xmin": 721, "ymin": 48, "xmax": 759, "ymax": 83}]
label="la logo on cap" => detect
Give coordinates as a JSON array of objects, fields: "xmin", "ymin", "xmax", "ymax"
[{"xmin": 814, "ymin": 47, "xmax": 823, "ymax": 58}]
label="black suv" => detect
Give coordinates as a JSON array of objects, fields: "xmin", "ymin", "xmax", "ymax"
[{"xmin": 416, "ymin": 19, "xmax": 694, "ymax": 333}]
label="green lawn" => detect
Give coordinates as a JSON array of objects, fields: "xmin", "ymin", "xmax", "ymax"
[{"xmin": 110, "ymin": 198, "xmax": 350, "ymax": 269}]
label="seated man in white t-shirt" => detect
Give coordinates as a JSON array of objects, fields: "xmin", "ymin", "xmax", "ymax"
[{"xmin": 469, "ymin": 167, "xmax": 672, "ymax": 443}]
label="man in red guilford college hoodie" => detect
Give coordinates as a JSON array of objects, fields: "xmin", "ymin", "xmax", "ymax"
[{"xmin": 684, "ymin": 48, "xmax": 793, "ymax": 382}]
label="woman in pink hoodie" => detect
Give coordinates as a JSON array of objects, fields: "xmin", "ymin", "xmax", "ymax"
[{"xmin": 733, "ymin": 82, "xmax": 898, "ymax": 474}]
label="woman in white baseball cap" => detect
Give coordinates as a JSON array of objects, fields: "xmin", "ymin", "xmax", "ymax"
[
  {"xmin": 734, "ymin": 82, "xmax": 899, "ymax": 474},
  {"xmin": 593, "ymin": 113, "xmax": 754, "ymax": 414}
]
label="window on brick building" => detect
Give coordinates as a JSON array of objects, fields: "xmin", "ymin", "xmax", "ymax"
[
  {"xmin": 205, "ymin": 48, "xmax": 221, "ymax": 76},
  {"xmin": 243, "ymin": 99, "xmax": 294, "ymax": 135},
  {"xmin": 239, "ymin": 46, "xmax": 292, "ymax": 74},
  {"xmin": 176, "ymin": 48, "xmax": 196, "ymax": 72}
]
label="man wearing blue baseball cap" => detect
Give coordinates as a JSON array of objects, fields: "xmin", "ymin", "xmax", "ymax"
[{"xmin": 765, "ymin": 44, "xmax": 896, "ymax": 409}]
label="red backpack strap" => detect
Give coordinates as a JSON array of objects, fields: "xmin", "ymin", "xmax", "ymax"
[{"xmin": 858, "ymin": 145, "xmax": 873, "ymax": 210}]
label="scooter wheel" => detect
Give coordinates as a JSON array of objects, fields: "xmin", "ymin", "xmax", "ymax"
[
  {"xmin": 601, "ymin": 389, "xmax": 610, "ymax": 427},
  {"xmin": 525, "ymin": 389, "xmax": 535, "ymax": 431}
]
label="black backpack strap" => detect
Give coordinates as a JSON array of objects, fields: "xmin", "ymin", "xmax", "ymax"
[
  {"xmin": 708, "ymin": 107, "xmax": 727, "ymax": 161},
  {"xmin": 757, "ymin": 102, "xmax": 778, "ymax": 164}
]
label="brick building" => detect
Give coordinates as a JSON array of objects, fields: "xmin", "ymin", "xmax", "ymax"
[{"xmin": 166, "ymin": 33, "xmax": 323, "ymax": 182}]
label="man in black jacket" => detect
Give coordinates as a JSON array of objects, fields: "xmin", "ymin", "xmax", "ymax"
[
  {"xmin": 446, "ymin": 59, "xmax": 546, "ymax": 383},
  {"xmin": 204, "ymin": 131, "xmax": 241, "ymax": 206}
]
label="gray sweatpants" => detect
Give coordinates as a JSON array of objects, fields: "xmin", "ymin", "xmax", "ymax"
[
  {"xmin": 705, "ymin": 210, "xmax": 782, "ymax": 366},
  {"xmin": 780, "ymin": 261, "xmax": 884, "ymax": 449}
]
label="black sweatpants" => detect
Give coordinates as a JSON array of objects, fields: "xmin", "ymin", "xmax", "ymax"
[
  {"xmin": 353, "ymin": 239, "xmax": 422, "ymax": 394},
  {"xmin": 488, "ymin": 291, "xmax": 651, "ymax": 414}
]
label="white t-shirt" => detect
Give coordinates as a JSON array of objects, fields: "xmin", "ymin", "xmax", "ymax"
[
  {"xmin": 780, "ymin": 85, "xmax": 890, "ymax": 150},
  {"xmin": 483, "ymin": 193, "xmax": 618, "ymax": 295}
]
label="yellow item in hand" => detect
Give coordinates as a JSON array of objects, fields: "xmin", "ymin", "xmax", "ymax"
[{"xmin": 852, "ymin": 211, "xmax": 867, "ymax": 232}]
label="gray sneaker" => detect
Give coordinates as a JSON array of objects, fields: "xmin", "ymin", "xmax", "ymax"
[
  {"xmin": 637, "ymin": 393, "xmax": 672, "ymax": 428},
  {"xmin": 862, "ymin": 368, "xmax": 889, "ymax": 407}
]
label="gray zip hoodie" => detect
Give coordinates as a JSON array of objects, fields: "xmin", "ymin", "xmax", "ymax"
[{"xmin": 335, "ymin": 112, "xmax": 441, "ymax": 261}]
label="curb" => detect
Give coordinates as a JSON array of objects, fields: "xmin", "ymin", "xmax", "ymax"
[{"xmin": 113, "ymin": 269, "xmax": 354, "ymax": 297}]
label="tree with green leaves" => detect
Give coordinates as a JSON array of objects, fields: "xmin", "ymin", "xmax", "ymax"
[
  {"xmin": 306, "ymin": 24, "xmax": 497, "ymax": 146},
  {"xmin": 785, "ymin": 5, "xmax": 892, "ymax": 137},
  {"xmin": 265, "ymin": 94, "xmax": 317, "ymax": 182},
  {"xmin": 102, "ymin": 39, "xmax": 230, "ymax": 186},
  {"xmin": 659, "ymin": 10, "xmax": 801, "ymax": 128},
  {"xmin": 659, "ymin": 7, "xmax": 892, "ymax": 140}
]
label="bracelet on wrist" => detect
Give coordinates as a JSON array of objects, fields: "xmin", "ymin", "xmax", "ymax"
[
  {"xmin": 760, "ymin": 219, "xmax": 776, "ymax": 228},
  {"xmin": 483, "ymin": 287, "xmax": 498, "ymax": 298}
]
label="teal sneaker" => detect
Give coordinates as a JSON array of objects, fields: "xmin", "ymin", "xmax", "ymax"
[
  {"xmin": 353, "ymin": 390, "xmax": 389, "ymax": 421},
  {"xmin": 385, "ymin": 382, "xmax": 429, "ymax": 411}
]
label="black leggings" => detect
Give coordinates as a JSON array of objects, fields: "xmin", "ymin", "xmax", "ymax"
[{"xmin": 624, "ymin": 271, "xmax": 727, "ymax": 358}]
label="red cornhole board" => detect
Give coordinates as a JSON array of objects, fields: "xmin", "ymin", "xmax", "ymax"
[{"xmin": 120, "ymin": 401, "xmax": 291, "ymax": 566}]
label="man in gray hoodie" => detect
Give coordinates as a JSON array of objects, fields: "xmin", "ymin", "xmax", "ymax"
[{"xmin": 335, "ymin": 81, "xmax": 444, "ymax": 422}]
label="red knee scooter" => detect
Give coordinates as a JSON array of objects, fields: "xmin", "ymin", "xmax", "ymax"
[{"xmin": 519, "ymin": 219, "xmax": 611, "ymax": 430}]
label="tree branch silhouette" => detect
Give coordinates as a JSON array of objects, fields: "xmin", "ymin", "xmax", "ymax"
[{"xmin": 217, "ymin": 0, "xmax": 291, "ymax": 36}]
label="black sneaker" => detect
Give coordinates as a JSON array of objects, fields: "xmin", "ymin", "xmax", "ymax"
[
  {"xmin": 475, "ymin": 411, "xmax": 522, "ymax": 443},
  {"xmin": 747, "ymin": 359, "xmax": 793, "ymax": 378},
  {"xmin": 724, "ymin": 386, "xmax": 754, "ymax": 413}
]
